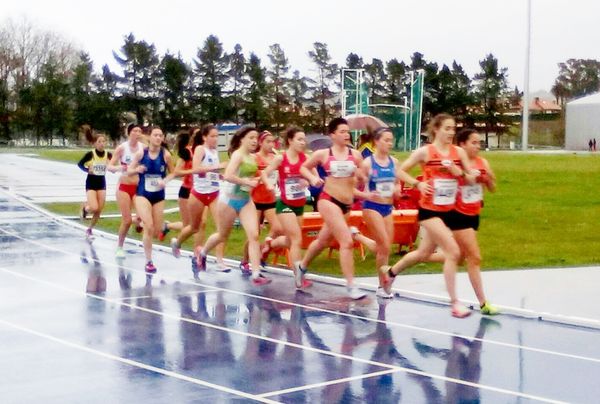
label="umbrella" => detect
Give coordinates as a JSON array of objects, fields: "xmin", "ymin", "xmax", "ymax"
[
  {"xmin": 306, "ymin": 133, "xmax": 332, "ymax": 151},
  {"xmin": 345, "ymin": 114, "xmax": 386, "ymax": 133}
]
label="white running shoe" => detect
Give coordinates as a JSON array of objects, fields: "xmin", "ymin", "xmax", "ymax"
[
  {"xmin": 115, "ymin": 247, "xmax": 126, "ymax": 259},
  {"xmin": 376, "ymin": 287, "xmax": 394, "ymax": 299},
  {"xmin": 170, "ymin": 238, "xmax": 181, "ymax": 258},
  {"xmin": 293, "ymin": 261, "xmax": 306, "ymax": 289},
  {"xmin": 347, "ymin": 286, "xmax": 367, "ymax": 300}
]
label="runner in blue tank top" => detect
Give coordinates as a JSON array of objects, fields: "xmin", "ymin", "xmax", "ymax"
[{"xmin": 128, "ymin": 127, "xmax": 175, "ymax": 273}]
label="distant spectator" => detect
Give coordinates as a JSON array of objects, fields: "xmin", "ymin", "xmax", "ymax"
[
  {"xmin": 594, "ymin": 138, "xmax": 597, "ymax": 151},
  {"xmin": 589, "ymin": 139, "xmax": 593, "ymax": 151}
]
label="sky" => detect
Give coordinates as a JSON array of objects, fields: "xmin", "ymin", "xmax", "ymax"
[{"xmin": 2, "ymin": 0, "xmax": 599, "ymax": 94}]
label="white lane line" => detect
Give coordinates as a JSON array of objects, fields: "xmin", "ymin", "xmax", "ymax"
[
  {"xmin": 257, "ymin": 369, "xmax": 400, "ymax": 398},
  {"xmin": 2, "ymin": 227, "xmax": 600, "ymax": 367},
  {"xmin": 0, "ymin": 317, "xmax": 279, "ymax": 404},
  {"xmin": 116, "ymin": 290, "xmax": 218, "ymax": 301},
  {"xmin": 0, "ymin": 266, "xmax": 573, "ymax": 404}
]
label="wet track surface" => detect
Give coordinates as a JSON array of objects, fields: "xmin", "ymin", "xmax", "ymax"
[{"xmin": 1, "ymin": 192, "xmax": 600, "ymax": 403}]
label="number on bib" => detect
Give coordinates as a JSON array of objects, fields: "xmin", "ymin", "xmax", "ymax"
[{"xmin": 433, "ymin": 179, "xmax": 458, "ymax": 206}]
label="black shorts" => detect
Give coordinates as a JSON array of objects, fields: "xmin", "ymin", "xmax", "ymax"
[
  {"xmin": 178, "ymin": 186, "xmax": 191, "ymax": 199},
  {"xmin": 254, "ymin": 201, "xmax": 276, "ymax": 212},
  {"xmin": 85, "ymin": 175, "xmax": 106, "ymax": 191},
  {"xmin": 446, "ymin": 210, "xmax": 480, "ymax": 231},
  {"xmin": 418, "ymin": 208, "xmax": 452, "ymax": 226}
]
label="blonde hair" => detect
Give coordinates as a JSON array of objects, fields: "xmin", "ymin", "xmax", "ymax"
[{"xmin": 426, "ymin": 113, "xmax": 454, "ymax": 140}]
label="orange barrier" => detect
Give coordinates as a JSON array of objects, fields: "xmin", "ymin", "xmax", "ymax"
[{"xmin": 269, "ymin": 209, "xmax": 419, "ymax": 266}]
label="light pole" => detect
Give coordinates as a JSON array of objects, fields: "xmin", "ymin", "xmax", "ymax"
[{"xmin": 522, "ymin": 0, "xmax": 532, "ymax": 151}]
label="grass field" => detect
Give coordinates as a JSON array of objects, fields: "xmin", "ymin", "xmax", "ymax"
[{"xmin": 14, "ymin": 148, "xmax": 600, "ymax": 275}]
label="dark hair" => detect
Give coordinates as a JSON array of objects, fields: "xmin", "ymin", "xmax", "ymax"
[
  {"xmin": 82, "ymin": 125, "xmax": 106, "ymax": 145},
  {"xmin": 456, "ymin": 128, "xmax": 478, "ymax": 145},
  {"xmin": 284, "ymin": 126, "xmax": 304, "ymax": 147},
  {"xmin": 327, "ymin": 117, "xmax": 348, "ymax": 135},
  {"xmin": 372, "ymin": 126, "xmax": 393, "ymax": 142},
  {"xmin": 426, "ymin": 113, "xmax": 454, "ymax": 139},
  {"xmin": 228, "ymin": 126, "xmax": 257, "ymax": 156},
  {"xmin": 127, "ymin": 123, "xmax": 141, "ymax": 135},
  {"xmin": 176, "ymin": 131, "xmax": 192, "ymax": 161}
]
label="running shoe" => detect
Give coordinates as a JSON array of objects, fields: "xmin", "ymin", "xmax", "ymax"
[
  {"xmin": 158, "ymin": 222, "xmax": 170, "ymax": 241},
  {"xmin": 145, "ymin": 261, "xmax": 157, "ymax": 274},
  {"xmin": 191, "ymin": 256, "xmax": 199, "ymax": 277},
  {"xmin": 80, "ymin": 204, "xmax": 87, "ymax": 220},
  {"xmin": 451, "ymin": 302, "xmax": 471, "ymax": 318},
  {"xmin": 293, "ymin": 261, "xmax": 307, "ymax": 289},
  {"xmin": 480, "ymin": 301, "xmax": 500, "ymax": 316},
  {"xmin": 378, "ymin": 265, "xmax": 395, "ymax": 295},
  {"xmin": 349, "ymin": 226, "xmax": 360, "ymax": 238},
  {"xmin": 299, "ymin": 278, "xmax": 313, "ymax": 289},
  {"xmin": 239, "ymin": 261, "xmax": 252, "ymax": 275},
  {"xmin": 260, "ymin": 237, "xmax": 273, "ymax": 263},
  {"xmin": 85, "ymin": 228, "xmax": 94, "ymax": 241},
  {"xmin": 197, "ymin": 252, "xmax": 207, "ymax": 272},
  {"xmin": 215, "ymin": 262, "xmax": 231, "ymax": 273},
  {"xmin": 376, "ymin": 287, "xmax": 394, "ymax": 299},
  {"xmin": 115, "ymin": 247, "xmax": 126, "ymax": 259},
  {"xmin": 170, "ymin": 238, "xmax": 181, "ymax": 258},
  {"xmin": 252, "ymin": 273, "xmax": 272, "ymax": 286},
  {"xmin": 346, "ymin": 286, "xmax": 367, "ymax": 300}
]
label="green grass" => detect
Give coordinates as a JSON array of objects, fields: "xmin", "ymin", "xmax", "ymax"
[{"xmin": 28, "ymin": 149, "xmax": 600, "ymax": 276}]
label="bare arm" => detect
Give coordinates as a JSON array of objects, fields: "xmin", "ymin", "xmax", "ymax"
[
  {"xmin": 107, "ymin": 145, "xmax": 124, "ymax": 173},
  {"xmin": 482, "ymin": 158, "xmax": 496, "ymax": 192},
  {"xmin": 300, "ymin": 150, "xmax": 326, "ymax": 187},
  {"xmin": 261, "ymin": 154, "xmax": 283, "ymax": 191},
  {"xmin": 126, "ymin": 150, "xmax": 146, "ymax": 176}
]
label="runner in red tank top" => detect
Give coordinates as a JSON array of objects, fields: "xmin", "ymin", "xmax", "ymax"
[
  {"xmin": 261, "ymin": 127, "xmax": 312, "ymax": 289},
  {"xmin": 379, "ymin": 113, "xmax": 477, "ymax": 318}
]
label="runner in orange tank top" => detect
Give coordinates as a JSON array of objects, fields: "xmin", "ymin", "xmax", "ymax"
[
  {"xmin": 445, "ymin": 129, "xmax": 499, "ymax": 315},
  {"xmin": 379, "ymin": 113, "xmax": 477, "ymax": 318}
]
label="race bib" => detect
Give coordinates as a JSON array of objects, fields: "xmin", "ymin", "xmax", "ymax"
[
  {"xmin": 330, "ymin": 160, "xmax": 355, "ymax": 178},
  {"xmin": 375, "ymin": 181, "xmax": 394, "ymax": 198},
  {"xmin": 433, "ymin": 179, "xmax": 458, "ymax": 205},
  {"xmin": 284, "ymin": 177, "xmax": 305, "ymax": 200},
  {"xmin": 90, "ymin": 163, "xmax": 106, "ymax": 176},
  {"xmin": 460, "ymin": 184, "xmax": 483, "ymax": 204},
  {"xmin": 145, "ymin": 175, "xmax": 162, "ymax": 192},
  {"xmin": 207, "ymin": 171, "xmax": 220, "ymax": 187}
]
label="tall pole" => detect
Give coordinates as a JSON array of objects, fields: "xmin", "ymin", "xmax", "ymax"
[{"xmin": 522, "ymin": 0, "xmax": 532, "ymax": 151}]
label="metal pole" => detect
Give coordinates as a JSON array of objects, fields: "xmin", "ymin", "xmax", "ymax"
[
  {"xmin": 409, "ymin": 71, "xmax": 414, "ymax": 150},
  {"xmin": 403, "ymin": 96, "xmax": 408, "ymax": 152},
  {"xmin": 522, "ymin": 0, "xmax": 532, "ymax": 151}
]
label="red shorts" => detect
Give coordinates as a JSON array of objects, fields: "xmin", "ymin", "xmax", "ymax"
[
  {"xmin": 118, "ymin": 183, "xmax": 137, "ymax": 199},
  {"xmin": 191, "ymin": 189, "xmax": 219, "ymax": 206}
]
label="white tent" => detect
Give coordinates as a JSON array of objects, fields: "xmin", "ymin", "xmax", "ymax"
[{"xmin": 566, "ymin": 92, "xmax": 600, "ymax": 150}]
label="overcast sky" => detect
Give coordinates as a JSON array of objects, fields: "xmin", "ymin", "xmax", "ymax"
[{"xmin": 2, "ymin": 0, "xmax": 599, "ymax": 94}]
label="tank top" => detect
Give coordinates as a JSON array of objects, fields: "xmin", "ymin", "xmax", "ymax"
[
  {"xmin": 137, "ymin": 148, "xmax": 166, "ymax": 194},
  {"xmin": 229, "ymin": 154, "xmax": 257, "ymax": 199},
  {"xmin": 193, "ymin": 147, "xmax": 221, "ymax": 194},
  {"xmin": 251, "ymin": 153, "xmax": 277, "ymax": 204},
  {"xmin": 322, "ymin": 147, "xmax": 356, "ymax": 178},
  {"xmin": 419, "ymin": 144, "xmax": 462, "ymax": 212},
  {"xmin": 278, "ymin": 151, "xmax": 307, "ymax": 207},
  {"xmin": 455, "ymin": 156, "xmax": 487, "ymax": 216},
  {"xmin": 181, "ymin": 145, "xmax": 193, "ymax": 189},
  {"xmin": 120, "ymin": 141, "xmax": 143, "ymax": 169},
  {"xmin": 368, "ymin": 155, "xmax": 396, "ymax": 199},
  {"xmin": 88, "ymin": 149, "xmax": 108, "ymax": 177}
]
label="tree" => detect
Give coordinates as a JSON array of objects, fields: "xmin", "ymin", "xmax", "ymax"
[
  {"xmin": 194, "ymin": 35, "xmax": 229, "ymax": 123},
  {"xmin": 287, "ymin": 70, "xmax": 310, "ymax": 127},
  {"xmin": 345, "ymin": 53, "xmax": 364, "ymax": 69},
  {"xmin": 243, "ymin": 53, "xmax": 268, "ymax": 126},
  {"xmin": 71, "ymin": 52, "xmax": 95, "ymax": 132},
  {"xmin": 113, "ymin": 33, "xmax": 160, "ymax": 124},
  {"xmin": 267, "ymin": 43, "xmax": 291, "ymax": 132},
  {"xmin": 384, "ymin": 58, "xmax": 407, "ymax": 104},
  {"xmin": 308, "ymin": 42, "xmax": 339, "ymax": 133},
  {"xmin": 158, "ymin": 53, "xmax": 191, "ymax": 132},
  {"xmin": 474, "ymin": 54, "xmax": 510, "ymax": 146},
  {"xmin": 410, "ymin": 52, "xmax": 441, "ymax": 116},
  {"xmin": 364, "ymin": 58, "xmax": 386, "ymax": 104},
  {"xmin": 227, "ymin": 44, "xmax": 248, "ymax": 124},
  {"xmin": 436, "ymin": 61, "xmax": 473, "ymax": 119},
  {"xmin": 552, "ymin": 58, "xmax": 600, "ymax": 102}
]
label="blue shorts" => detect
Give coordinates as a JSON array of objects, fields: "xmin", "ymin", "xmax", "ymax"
[
  {"xmin": 221, "ymin": 195, "xmax": 251, "ymax": 213},
  {"xmin": 363, "ymin": 200, "xmax": 393, "ymax": 217},
  {"xmin": 137, "ymin": 191, "xmax": 165, "ymax": 206}
]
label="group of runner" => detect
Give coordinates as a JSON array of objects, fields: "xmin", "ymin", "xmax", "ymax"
[{"xmin": 78, "ymin": 113, "xmax": 499, "ymax": 317}]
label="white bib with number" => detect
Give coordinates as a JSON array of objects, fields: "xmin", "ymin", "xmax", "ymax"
[
  {"xmin": 284, "ymin": 177, "xmax": 305, "ymax": 200},
  {"xmin": 433, "ymin": 179, "xmax": 458, "ymax": 205},
  {"xmin": 460, "ymin": 184, "xmax": 483, "ymax": 204},
  {"xmin": 145, "ymin": 175, "xmax": 162, "ymax": 192},
  {"xmin": 375, "ymin": 181, "xmax": 394, "ymax": 198},
  {"xmin": 329, "ymin": 160, "xmax": 355, "ymax": 178},
  {"xmin": 90, "ymin": 163, "xmax": 106, "ymax": 176}
]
